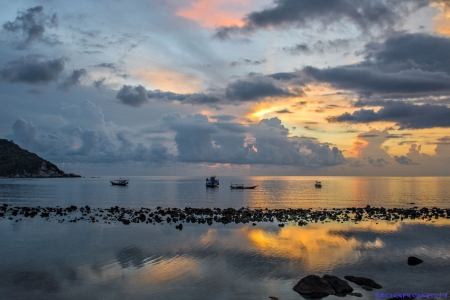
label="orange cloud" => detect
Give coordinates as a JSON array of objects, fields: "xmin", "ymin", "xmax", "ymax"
[
  {"xmin": 433, "ymin": 3, "xmax": 450, "ymax": 35},
  {"xmin": 176, "ymin": 0, "xmax": 256, "ymax": 28}
]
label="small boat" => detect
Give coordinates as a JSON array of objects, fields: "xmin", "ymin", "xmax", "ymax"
[
  {"xmin": 315, "ymin": 181, "xmax": 322, "ymax": 188},
  {"xmin": 111, "ymin": 179, "xmax": 129, "ymax": 186},
  {"xmin": 206, "ymin": 176, "xmax": 219, "ymax": 187},
  {"xmin": 230, "ymin": 183, "xmax": 258, "ymax": 189}
]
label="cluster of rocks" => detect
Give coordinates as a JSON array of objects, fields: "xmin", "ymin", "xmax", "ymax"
[
  {"xmin": 1, "ymin": 204, "xmax": 448, "ymax": 226},
  {"xmin": 293, "ymin": 274, "xmax": 382, "ymax": 298}
]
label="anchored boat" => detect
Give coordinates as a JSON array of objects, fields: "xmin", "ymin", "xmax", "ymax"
[
  {"xmin": 206, "ymin": 176, "xmax": 219, "ymax": 187},
  {"xmin": 230, "ymin": 183, "xmax": 258, "ymax": 189},
  {"xmin": 315, "ymin": 181, "xmax": 322, "ymax": 188},
  {"xmin": 110, "ymin": 179, "xmax": 129, "ymax": 186}
]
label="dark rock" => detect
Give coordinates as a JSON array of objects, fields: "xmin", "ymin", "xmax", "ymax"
[
  {"xmin": 122, "ymin": 219, "xmax": 130, "ymax": 225},
  {"xmin": 407, "ymin": 256, "xmax": 423, "ymax": 266},
  {"xmin": 344, "ymin": 276, "xmax": 382, "ymax": 289},
  {"xmin": 360, "ymin": 285, "xmax": 373, "ymax": 291},
  {"xmin": 349, "ymin": 292, "xmax": 363, "ymax": 297},
  {"xmin": 175, "ymin": 224, "xmax": 183, "ymax": 230},
  {"xmin": 293, "ymin": 275, "xmax": 336, "ymax": 297},
  {"xmin": 322, "ymin": 275, "xmax": 353, "ymax": 294}
]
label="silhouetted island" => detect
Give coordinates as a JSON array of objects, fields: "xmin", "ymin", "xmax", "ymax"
[{"xmin": 0, "ymin": 139, "xmax": 80, "ymax": 178}]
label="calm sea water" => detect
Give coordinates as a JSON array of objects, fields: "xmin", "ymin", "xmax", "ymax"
[
  {"xmin": 0, "ymin": 176, "xmax": 449, "ymax": 299},
  {"xmin": 1, "ymin": 176, "xmax": 449, "ymax": 209}
]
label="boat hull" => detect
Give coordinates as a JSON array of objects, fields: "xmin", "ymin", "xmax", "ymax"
[
  {"xmin": 110, "ymin": 180, "xmax": 128, "ymax": 186},
  {"xmin": 230, "ymin": 185, "xmax": 258, "ymax": 189}
]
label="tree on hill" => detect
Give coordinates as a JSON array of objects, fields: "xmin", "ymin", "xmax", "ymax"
[{"xmin": 0, "ymin": 139, "xmax": 80, "ymax": 178}]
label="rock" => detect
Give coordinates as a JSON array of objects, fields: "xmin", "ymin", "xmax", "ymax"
[
  {"xmin": 322, "ymin": 275, "xmax": 353, "ymax": 294},
  {"xmin": 407, "ymin": 256, "xmax": 423, "ymax": 266},
  {"xmin": 175, "ymin": 224, "xmax": 183, "ymax": 230},
  {"xmin": 293, "ymin": 275, "xmax": 336, "ymax": 297},
  {"xmin": 349, "ymin": 292, "xmax": 363, "ymax": 297},
  {"xmin": 269, "ymin": 297, "xmax": 279, "ymax": 300},
  {"xmin": 344, "ymin": 276, "xmax": 382, "ymax": 289},
  {"xmin": 360, "ymin": 285, "xmax": 373, "ymax": 291}
]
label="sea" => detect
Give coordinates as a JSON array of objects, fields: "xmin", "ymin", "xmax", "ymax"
[{"xmin": 0, "ymin": 176, "xmax": 449, "ymax": 300}]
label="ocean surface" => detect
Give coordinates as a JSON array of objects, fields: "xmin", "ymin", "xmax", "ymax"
[{"xmin": 0, "ymin": 176, "xmax": 449, "ymax": 299}]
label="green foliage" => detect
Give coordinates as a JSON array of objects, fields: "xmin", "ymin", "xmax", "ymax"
[{"xmin": 0, "ymin": 139, "xmax": 65, "ymax": 177}]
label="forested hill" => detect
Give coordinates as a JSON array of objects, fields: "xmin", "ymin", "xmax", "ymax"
[{"xmin": 0, "ymin": 139, "xmax": 80, "ymax": 178}]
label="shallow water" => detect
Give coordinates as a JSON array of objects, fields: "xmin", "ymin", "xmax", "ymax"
[{"xmin": 0, "ymin": 176, "xmax": 449, "ymax": 299}]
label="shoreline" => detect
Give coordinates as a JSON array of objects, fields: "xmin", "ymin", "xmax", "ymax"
[{"xmin": 1, "ymin": 204, "xmax": 449, "ymax": 226}]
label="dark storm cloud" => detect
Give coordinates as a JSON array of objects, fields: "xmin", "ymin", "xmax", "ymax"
[
  {"xmin": 146, "ymin": 90, "xmax": 222, "ymax": 105},
  {"xmin": 394, "ymin": 155, "xmax": 416, "ymax": 165},
  {"xmin": 93, "ymin": 77, "xmax": 106, "ymax": 89},
  {"xmin": 304, "ymin": 66, "xmax": 450, "ymax": 96},
  {"xmin": 327, "ymin": 102, "xmax": 450, "ymax": 129},
  {"xmin": 304, "ymin": 33, "xmax": 450, "ymax": 98},
  {"xmin": 2, "ymin": 6, "xmax": 59, "ymax": 46},
  {"xmin": 214, "ymin": 0, "xmax": 428, "ymax": 40},
  {"xmin": 59, "ymin": 69, "xmax": 87, "ymax": 90},
  {"xmin": 283, "ymin": 39, "xmax": 351, "ymax": 56},
  {"xmin": 268, "ymin": 72, "xmax": 300, "ymax": 81},
  {"xmin": 224, "ymin": 76, "xmax": 297, "ymax": 101},
  {"xmin": 276, "ymin": 109, "xmax": 293, "ymax": 113},
  {"xmin": 210, "ymin": 115, "xmax": 237, "ymax": 121},
  {"xmin": 119, "ymin": 74, "xmax": 299, "ymax": 108},
  {"xmin": 94, "ymin": 63, "xmax": 116, "ymax": 69},
  {"xmin": 116, "ymin": 85, "xmax": 149, "ymax": 107},
  {"xmin": 0, "ymin": 55, "xmax": 65, "ymax": 84},
  {"xmin": 282, "ymin": 43, "xmax": 311, "ymax": 55},
  {"xmin": 229, "ymin": 58, "xmax": 266, "ymax": 67},
  {"xmin": 362, "ymin": 33, "xmax": 450, "ymax": 74}
]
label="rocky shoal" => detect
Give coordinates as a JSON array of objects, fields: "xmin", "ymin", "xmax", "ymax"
[{"xmin": 0, "ymin": 204, "xmax": 448, "ymax": 226}]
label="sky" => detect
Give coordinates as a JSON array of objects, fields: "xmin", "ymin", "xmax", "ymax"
[{"xmin": 1, "ymin": 0, "xmax": 450, "ymax": 176}]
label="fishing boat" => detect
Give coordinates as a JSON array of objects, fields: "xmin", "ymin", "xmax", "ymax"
[
  {"xmin": 110, "ymin": 179, "xmax": 129, "ymax": 186},
  {"xmin": 206, "ymin": 176, "xmax": 219, "ymax": 187},
  {"xmin": 230, "ymin": 183, "xmax": 258, "ymax": 189},
  {"xmin": 315, "ymin": 181, "xmax": 322, "ymax": 188}
]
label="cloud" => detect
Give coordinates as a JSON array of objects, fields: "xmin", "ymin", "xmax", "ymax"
[
  {"xmin": 59, "ymin": 69, "xmax": 87, "ymax": 90},
  {"xmin": 210, "ymin": 115, "xmax": 237, "ymax": 121},
  {"xmin": 9, "ymin": 100, "xmax": 175, "ymax": 165},
  {"xmin": 283, "ymin": 39, "xmax": 351, "ymax": 56},
  {"xmin": 327, "ymin": 102, "xmax": 450, "ymax": 129},
  {"xmin": 275, "ymin": 109, "xmax": 293, "ymax": 113},
  {"xmin": 282, "ymin": 43, "xmax": 311, "ymax": 55},
  {"xmin": 116, "ymin": 85, "xmax": 149, "ymax": 107},
  {"xmin": 68, "ymin": 129, "xmax": 98, "ymax": 156},
  {"xmin": 118, "ymin": 74, "xmax": 301, "ymax": 108},
  {"xmin": 303, "ymin": 34, "xmax": 450, "ymax": 98},
  {"xmin": 0, "ymin": 55, "xmax": 65, "ymax": 84},
  {"xmin": 214, "ymin": 0, "xmax": 429, "ymax": 39},
  {"xmin": 304, "ymin": 66, "xmax": 450, "ymax": 96},
  {"xmin": 230, "ymin": 58, "xmax": 266, "ymax": 67},
  {"xmin": 161, "ymin": 114, "xmax": 346, "ymax": 166},
  {"xmin": 2, "ymin": 6, "xmax": 59, "ymax": 46},
  {"xmin": 224, "ymin": 76, "xmax": 298, "ymax": 101},
  {"xmin": 394, "ymin": 155, "xmax": 416, "ymax": 165}
]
